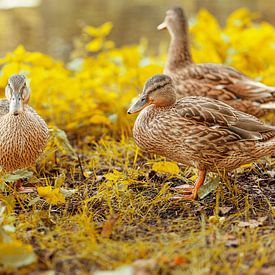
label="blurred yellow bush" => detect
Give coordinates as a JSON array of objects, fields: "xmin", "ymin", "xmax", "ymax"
[{"xmin": 0, "ymin": 8, "xmax": 274, "ymax": 137}]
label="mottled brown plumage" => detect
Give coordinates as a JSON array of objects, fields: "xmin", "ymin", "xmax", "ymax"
[
  {"xmin": 158, "ymin": 7, "xmax": 275, "ymax": 117},
  {"xmin": 0, "ymin": 75, "xmax": 49, "ymax": 189},
  {"xmin": 128, "ymin": 74, "xmax": 275, "ymax": 199}
]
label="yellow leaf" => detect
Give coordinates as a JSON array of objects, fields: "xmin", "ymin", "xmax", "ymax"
[
  {"xmin": 0, "ymin": 241, "xmax": 36, "ymax": 268},
  {"xmin": 37, "ymin": 186, "xmax": 65, "ymax": 205},
  {"xmin": 103, "ymin": 40, "xmax": 115, "ymax": 50},
  {"xmin": 85, "ymin": 38, "xmax": 103, "ymax": 52},
  {"xmin": 152, "ymin": 162, "xmax": 180, "ymax": 175},
  {"xmin": 104, "ymin": 170, "xmax": 123, "ymax": 181},
  {"xmin": 89, "ymin": 114, "xmax": 110, "ymax": 126},
  {"xmin": 85, "ymin": 22, "xmax": 113, "ymax": 37}
]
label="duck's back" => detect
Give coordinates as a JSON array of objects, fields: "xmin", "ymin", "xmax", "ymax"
[
  {"xmin": 0, "ymin": 99, "xmax": 49, "ymax": 172},
  {"xmin": 166, "ymin": 63, "xmax": 275, "ymax": 117}
]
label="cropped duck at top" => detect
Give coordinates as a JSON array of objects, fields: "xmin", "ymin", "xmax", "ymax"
[
  {"xmin": 158, "ymin": 7, "xmax": 275, "ymax": 118},
  {"xmin": 0, "ymin": 74, "xmax": 49, "ymax": 192},
  {"xmin": 128, "ymin": 74, "xmax": 275, "ymax": 199}
]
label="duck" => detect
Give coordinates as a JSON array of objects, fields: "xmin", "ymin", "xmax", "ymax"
[
  {"xmin": 128, "ymin": 74, "xmax": 275, "ymax": 199},
  {"xmin": 157, "ymin": 7, "xmax": 275, "ymax": 118},
  {"xmin": 0, "ymin": 74, "xmax": 49, "ymax": 192}
]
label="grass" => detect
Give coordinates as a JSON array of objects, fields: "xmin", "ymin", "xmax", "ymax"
[{"xmin": 1, "ymin": 136, "xmax": 274, "ymax": 274}]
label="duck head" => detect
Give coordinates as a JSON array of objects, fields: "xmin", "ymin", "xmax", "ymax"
[
  {"xmin": 128, "ymin": 74, "xmax": 176, "ymax": 114},
  {"xmin": 5, "ymin": 74, "xmax": 30, "ymax": 116},
  {"xmin": 157, "ymin": 7, "xmax": 187, "ymax": 38}
]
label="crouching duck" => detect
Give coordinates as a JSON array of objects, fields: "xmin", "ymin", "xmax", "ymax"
[
  {"xmin": 0, "ymin": 74, "xmax": 49, "ymax": 192},
  {"xmin": 128, "ymin": 74, "xmax": 275, "ymax": 199}
]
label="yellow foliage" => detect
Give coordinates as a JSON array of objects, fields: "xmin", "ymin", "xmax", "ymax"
[
  {"xmin": 190, "ymin": 8, "xmax": 275, "ymax": 81},
  {"xmin": 104, "ymin": 170, "xmax": 123, "ymax": 181},
  {"xmin": 152, "ymin": 162, "xmax": 180, "ymax": 175},
  {"xmin": 85, "ymin": 22, "xmax": 113, "ymax": 37},
  {"xmin": 0, "ymin": 241, "xmax": 36, "ymax": 268},
  {"xmin": 37, "ymin": 186, "xmax": 65, "ymax": 205}
]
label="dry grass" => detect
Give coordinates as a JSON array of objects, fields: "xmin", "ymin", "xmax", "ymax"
[{"xmin": 1, "ymin": 136, "xmax": 274, "ymax": 274}]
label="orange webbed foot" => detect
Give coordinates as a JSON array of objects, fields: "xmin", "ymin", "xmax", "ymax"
[{"xmin": 171, "ymin": 170, "xmax": 206, "ymax": 200}]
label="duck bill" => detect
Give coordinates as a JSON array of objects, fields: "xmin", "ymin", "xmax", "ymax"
[
  {"xmin": 157, "ymin": 21, "xmax": 167, "ymax": 30},
  {"xmin": 127, "ymin": 98, "xmax": 149, "ymax": 114},
  {"xmin": 9, "ymin": 93, "xmax": 24, "ymax": 116}
]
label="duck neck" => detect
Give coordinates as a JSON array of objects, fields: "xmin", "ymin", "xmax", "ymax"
[
  {"xmin": 165, "ymin": 30, "xmax": 193, "ymax": 72},
  {"xmin": 154, "ymin": 90, "xmax": 177, "ymax": 108}
]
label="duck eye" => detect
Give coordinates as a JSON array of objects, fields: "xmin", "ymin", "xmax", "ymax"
[{"xmin": 141, "ymin": 98, "xmax": 146, "ymax": 102}]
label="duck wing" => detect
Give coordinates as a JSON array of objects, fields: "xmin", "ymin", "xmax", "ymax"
[
  {"xmin": 176, "ymin": 96, "xmax": 275, "ymax": 141},
  {"xmin": 177, "ymin": 64, "xmax": 275, "ymax": 103}
]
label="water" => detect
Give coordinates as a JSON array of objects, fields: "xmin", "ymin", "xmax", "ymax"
[{"xmin": 0, "ymin": 0, "xmax": 274, "ymax": 60}]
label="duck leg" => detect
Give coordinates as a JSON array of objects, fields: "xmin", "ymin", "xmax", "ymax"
[
  {"xmin": 172, "ymin": 169, "xmax": 206, "ymax": 200},
  {"xmin": 14, "ymin": 180, "xmax": 34, "ymax": 193}
]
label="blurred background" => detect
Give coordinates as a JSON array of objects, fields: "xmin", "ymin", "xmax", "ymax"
[{"xmin": 0, "ymin": 0, "xmax": 274, "ymax": 60}]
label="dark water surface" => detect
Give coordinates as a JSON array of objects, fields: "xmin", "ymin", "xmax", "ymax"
[{"xmin": 0, "ymin": 0, "xmax": 274, "ymax": 60}]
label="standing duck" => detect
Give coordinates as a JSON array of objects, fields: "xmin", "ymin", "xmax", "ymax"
[
  {"xmin": 0, "ymin": 74, "xmax": 49, "ymax": 192},
  {"xmin": 157, "ymin": 7, "xmax": 275, "ymax": 118},
  {"xmin": 128, "ymin": 74, "xmax": 275, "ymax": 199}
]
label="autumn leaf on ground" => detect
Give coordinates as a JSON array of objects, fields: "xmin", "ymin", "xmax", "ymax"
[
  {"xmin": 37, "ymin": 186, "xmax": 65, "ymax": 205},
  {"xmin": 0, "ymin": 241, "xmax": 36, "ymax": 268},
  {"xmin": 198, "ymin": 175, "xmax": 220, "ymax": 199},
  {"xmin": 238, "ymin": 217, "xmax": 267, "ymax": 228},
  {"xmin": 104, "ymin": 170, "xmax": 123, "ymax": 181},
  {"xmin": 49, "ymin": 127, "xmax": 77, "ymax": 159},
  {"xmin": 2, "ymin": 169, "xmax": 33, "ymax": 183},
  {"xmin": 152, "ymin": 162, "xmax": 180, "ymax": 175}
]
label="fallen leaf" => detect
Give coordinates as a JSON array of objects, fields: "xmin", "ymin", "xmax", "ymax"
[
  {"xmin": 238, "ymin": 217, "xmax": 267, "ymax": 229},
  {"xmin": 60, "ymin": 187, "xmax": 78, "ymax": 198},
  {"xmin": 50, "ymin": 127, "xmax": 77, "ymax": 159},
  {"xmin": 104, "ymin": 170, "xmax": 123, "ymax": 181},
  {"xmin": 0, "ymin": 241, "xmax": 36, "ymax": 268},
  {"xmin": 2, "ymin": 169, "xmax": 33, "ymax": 183},
  {"xmin": 198, "ymin": 176, "xmax": 220, "ymax": 199},
  {"xmin": 37, "ymin": 186, "xmax": 65, "ymax": 205},
  {"xmin": 152, "ymin": 162, "xmax": 180, "ymax": 175},
  {"xmin": 219, "ymin": 207, "xmax": 233, "ymax": 215}
]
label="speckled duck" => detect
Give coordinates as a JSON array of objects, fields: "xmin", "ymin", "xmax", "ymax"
[
  {"xmin": 0, "ymin": 74, "xmax": 49, "ymax": 192},
  {"xmin": 128, "ymin": 74, "xmax": 275, "ymax": 199}
]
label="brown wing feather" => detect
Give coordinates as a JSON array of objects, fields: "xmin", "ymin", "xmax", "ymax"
[
  {"xmin": 176, "ymin": 96, "xmax": 275, "ymax": 141},
  {"xmin": 174, "ymin": 64, "xmax": 275, "ymax": 103}
]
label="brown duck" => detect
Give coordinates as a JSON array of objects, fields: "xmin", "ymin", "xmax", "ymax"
[
  {"xmin": 128, "ymin": 74, "xmax": 275, "ymax": 199},
  {"xmin": 158, "ymin": 7, "xmax": 275, "ymax": 118},
  {"xmin": 0, "ymin": 74, "xmax": 49, "ymax": 192}
]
